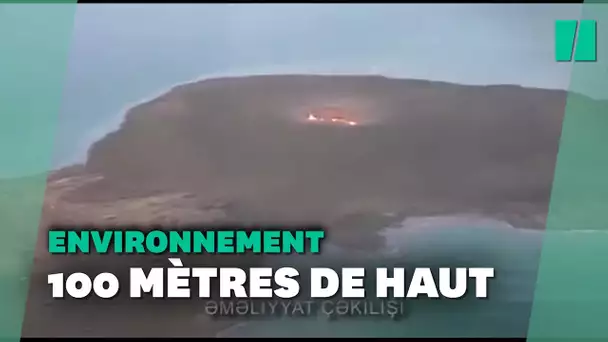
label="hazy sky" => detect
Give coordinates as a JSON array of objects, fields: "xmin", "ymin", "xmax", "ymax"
[
  {"xmin": 51, "ymin": 4, "xmax": 595, "ymax": 169},
  {"xmin": 4, "ymin": 4, "xmax": 604, "ymax": 178},
  {"xmin": 70, "ymin": 4, "xmax": 582, "ymax": 89}
]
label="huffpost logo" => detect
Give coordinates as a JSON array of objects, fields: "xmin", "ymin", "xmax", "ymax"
[{"xmin": 555, "ymin": 20, "xmax": 597, "ymax": 62}]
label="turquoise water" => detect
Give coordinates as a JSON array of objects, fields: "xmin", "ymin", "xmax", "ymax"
[
  {"xmin": 216, "ymin": 220, "xmax": 608, "ymax": 337},
  {"xmin": 216, "ymin": 220, "xmax": 550, "ymax": 338}
]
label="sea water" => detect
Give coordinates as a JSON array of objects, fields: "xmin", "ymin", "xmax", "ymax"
[
  {"xmin": 216, "ymin": 216, "xmax": 608, "ymax": 337},
  {"xmin": 216, "ymin": 216, "xmax": 545, "ymax": 338}
]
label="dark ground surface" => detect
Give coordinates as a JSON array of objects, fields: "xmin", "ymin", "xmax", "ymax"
[{"xmin": 22, "ymin": 75, "xmax": 584, "ymax": 337}]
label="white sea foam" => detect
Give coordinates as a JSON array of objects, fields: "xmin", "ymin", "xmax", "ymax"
[{"xmin": 213, "ymin": 214, "xmax": 608, "ymax": 337}]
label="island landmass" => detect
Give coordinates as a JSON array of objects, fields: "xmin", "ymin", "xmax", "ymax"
[{"xmin": 25, "ymin": 74, "xmax": 582, "ymax": 337}]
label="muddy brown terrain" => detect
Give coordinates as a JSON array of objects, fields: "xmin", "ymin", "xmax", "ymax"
[
  {"xmin": 84, "ymin": 75, "xmax": 570, "ymax": 228},
  {"xmin": 23, "ymin": 75, "xmax": 580, "ymax": 337}
]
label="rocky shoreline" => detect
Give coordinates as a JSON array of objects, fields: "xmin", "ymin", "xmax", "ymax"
[{"xmin": 36, "ymin": 162, "xmax": 548, "ymax": 263}]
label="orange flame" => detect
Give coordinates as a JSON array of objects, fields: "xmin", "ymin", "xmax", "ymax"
[{"xmin": 306, "ymin": 111, "xmax": 358, "ymax": 126}]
